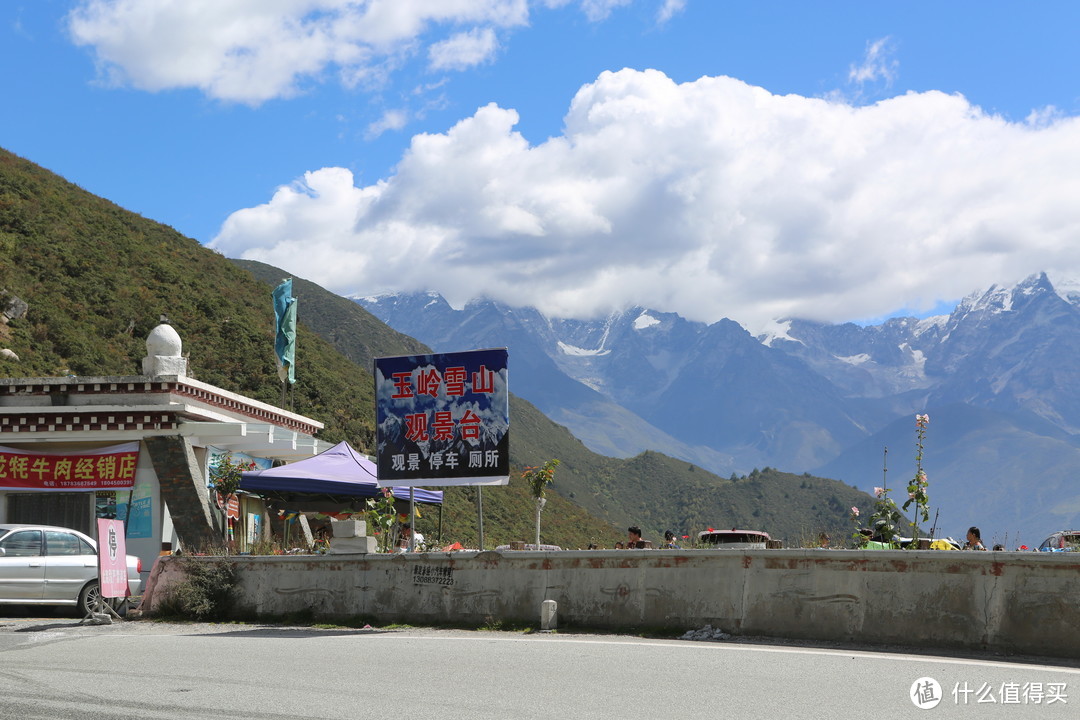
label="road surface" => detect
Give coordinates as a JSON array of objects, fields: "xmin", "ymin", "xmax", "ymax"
[{"xmin": 0, "ymin": 614, "xmax": 1077, "ymax": 719}]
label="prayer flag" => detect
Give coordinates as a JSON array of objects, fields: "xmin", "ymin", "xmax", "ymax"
[{"xmin": 272, "ymin": 279, "xmax": 297, "ymax": 384}]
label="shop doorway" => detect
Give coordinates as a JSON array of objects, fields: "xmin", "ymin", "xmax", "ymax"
[{"xmin": 6, "ymin": 493, "xmax": 92, "ymax": 535}]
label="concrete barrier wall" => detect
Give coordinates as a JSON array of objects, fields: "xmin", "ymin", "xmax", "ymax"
[{"xmin": 141, "ymin": 548, "xmax": 1080, "ymax": 659}]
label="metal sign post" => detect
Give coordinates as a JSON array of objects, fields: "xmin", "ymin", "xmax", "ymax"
[{"xmin": 476, "ymin": 487, "xmax": 484, "ymax": 550}]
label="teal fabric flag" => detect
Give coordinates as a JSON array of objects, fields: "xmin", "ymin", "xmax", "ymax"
[{"xmin": 272, "ymin": 279, "xmax": 297, "ymax": 384}]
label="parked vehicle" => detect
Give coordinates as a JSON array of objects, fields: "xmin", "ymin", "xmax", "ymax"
[
  {"xmin": 859, "ymin": 535, "xmax": 963, "ymax": 552},
  {"xmin": 1037, "ymin": 530, "xmax": 1080, "ymax": 552},
  {"xmin": 929, "ymin": 537, "xmax": 962, "ymax": 550},
  {"xmin": 698, "ymin": 529, "xmax": 770, "ymax": 549},
  {"xmin": 0, "ymin": 524, "xmax": 142, "ymax": 615}
]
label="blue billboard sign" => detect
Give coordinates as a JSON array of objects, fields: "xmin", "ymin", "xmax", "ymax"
[{"xmin": 374, "ymin": 348, "xmax": 509, "ymax": 486}]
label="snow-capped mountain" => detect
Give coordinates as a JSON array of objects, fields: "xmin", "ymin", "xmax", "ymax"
[
  {"xmin": 357, "ymin": 273, "xmax": 1080, "ymax": 545},
  {"xmin": 357, "ymin": 295, "xmax": 871, "ymax": 472},
  {"xmin": 759, "ymin": 315, "xmax": 945, "ymax": 398}
]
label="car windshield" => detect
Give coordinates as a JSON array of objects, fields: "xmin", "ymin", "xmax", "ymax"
[
  {"xmin": 0, "ymin": 529, "xmax": 43, "ymax": 557},
  {"xmin": 701, "ymin": 532, "xmax": 767, "ymax": 544}
]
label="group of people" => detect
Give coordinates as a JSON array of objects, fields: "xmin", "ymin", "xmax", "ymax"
[
  {"xmin": 610, "ymin": 526, "xmax": 681, "ymax": 550},
  {"xmin": 327, "ymin": 523, "xmax": 996, "ymax": 553},
  {"xmin": 850, "ymin": 524, "xmax": 996, "ymax": 550}
]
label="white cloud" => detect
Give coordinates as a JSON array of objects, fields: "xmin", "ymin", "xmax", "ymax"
[
  {"xmin": 66, "ymin": 0, "xmax": 530, "ymax": 105},
  {"xmin": 1026, "ymin": 105, "xmax": 1064, "ymax": 129},
  {"xmin": 210, "ymin": 68, "xmax": 1080, "ymax": 332},
  {"xmin": 366, "ymin": 108, "xmax": 409, "ymax": 139},
  {"xmin": 848, "ymin": 36, "xmax": 898, "ymax": 87},
  {"xmin": 428, "ymin": 27, "xmax": 499, "ymax": 71},
  {"xmin": 657, "ymin": 0, "xmax": 686, "ymax": 25},
  {"xmin": 580, "ymin": 0, "xmax": 632, "ymax": 22},
  {"xmin": 65, "ymin": 0, "xmax": 643, "ymax": 105}
]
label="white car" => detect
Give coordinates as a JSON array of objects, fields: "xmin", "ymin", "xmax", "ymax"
[
  {"xmin": 1038, "ymin": 530, "xmax": 1080, "ymax": 552},
  {"xmin": 0, "ymin": 524, "xmax": 142, "ymax": 616},
  {"xmin": 698, "ymin": 529, "xmax": 771, "ymax": 549}
]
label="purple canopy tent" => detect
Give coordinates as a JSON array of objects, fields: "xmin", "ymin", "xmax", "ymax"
[{"xmin": 239, "ymin": 441, "xmax": 443, "ymax": 505}]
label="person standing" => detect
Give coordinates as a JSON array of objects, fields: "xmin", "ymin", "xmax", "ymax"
[
  {"xmin": 396, "ymin": 523, "xmax": 425, "ymax": 552},
  {"xmin": 627, "ymin": 526, "xmax": 648, "ymax": 549},
  {"xmin": 964, "ymin": 526, "xmax": 986, "ymax": 551}
]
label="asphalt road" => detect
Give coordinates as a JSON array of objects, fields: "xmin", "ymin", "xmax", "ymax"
[{"xmin": 1, "ymin": 614, "xmax": 1078, "ymax": 719}]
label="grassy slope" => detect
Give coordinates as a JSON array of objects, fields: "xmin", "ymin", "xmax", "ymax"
[{"xmin": 0, "ymin": 147, "xmax": 375, "ymax": 448}]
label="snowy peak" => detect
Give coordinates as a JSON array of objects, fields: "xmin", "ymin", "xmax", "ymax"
[
  {"xmin": 355, "ymin": 290, "xmax": 455, "ymax": 318},
  {"xmin": 757, "ymin": 318, "xmax": 802, "ymax": 347},
  {"xmin": 1048, "ymin": 273, "xmax": 1080, "ymax": 308},
  {"xmin": 952, "ymin": 272, "xmax": 1056, "ymax": 320},
  {"xmin": 557, "ymin": 340, "xmax": 610, "ymax": 357},
  {"xmin": 912, "ymin": 314, "xmax": 949, "ymax": 337},
  {"xmin": 632, "ymin": 311, "xmax": 661, "ymax": 330}
]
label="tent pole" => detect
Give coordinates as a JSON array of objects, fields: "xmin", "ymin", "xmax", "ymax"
[
  {"xmin": 438, "ymin": 503, "xmax": 443, "ymax": 544},
  {"xmin": 409, "ymin": 488, "xmax": 416, "ymax": 551},
  {"xmin": 123, "ymin": 488, "xmax": 133, "ymax": 535}
]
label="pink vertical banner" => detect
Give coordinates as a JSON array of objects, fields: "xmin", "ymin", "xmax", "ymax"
[{"xmin": 97, "ymin": 518, "xmax": 129, "ymax": 599}]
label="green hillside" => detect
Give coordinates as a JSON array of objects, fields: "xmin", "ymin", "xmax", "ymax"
[
  {"xmin": 0, "ymin": 146, "xmax": 874, "ymax": 549},
  {"xmin": 232, "ymin": 259, "xmax": 431, "ymax": 371},
  {"xmin": 0, "ymin": 148, "xmax": 380, "ymax": 448}
]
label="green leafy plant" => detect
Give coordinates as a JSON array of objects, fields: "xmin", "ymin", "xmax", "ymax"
[
  {"xmin": 365, "ymin": 488, "xmax": 398, "ymax": 553},
  {"xmin": 902, "ymin": 414, "xmax": 931, "ymax": 544},
  {"xmin": 208, "ymin": 452, "xmax": 256, "ymax": 546},
  {"xmin": 521, "ymin": 459, "xmax": 560, "ymax": 549},
  {"xmin": 522, "ymin": 459, "xmax": 560, "ymax": 500},
  {"xmin": 867, "ymin": 486, "xmax": 904, "ymax": 547},
  {"xmin": 850, "ymin": 446, "xmax": 906, "ymax": 548},
  {"xmin": 208, "ymin": 452, "xmax": 255, "ymax": 499},
  {"xmin": 849, "ymin": 504, "xmax": 864, "ymax": 546}
]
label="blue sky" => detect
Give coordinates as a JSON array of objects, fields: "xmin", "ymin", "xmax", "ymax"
[{"xmin": 3, "ymin": 1, "xmax": 1080, "ymax": 331}]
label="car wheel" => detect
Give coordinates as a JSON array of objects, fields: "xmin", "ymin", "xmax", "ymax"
[{"xmin": 78, "ymin": 581, "xmax": 104, "ymax": 616}]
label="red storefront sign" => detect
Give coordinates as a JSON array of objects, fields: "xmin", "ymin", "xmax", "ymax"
[{"xmin": 0, "ymin": 442, "xmax": 139, "ymax": 491}]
